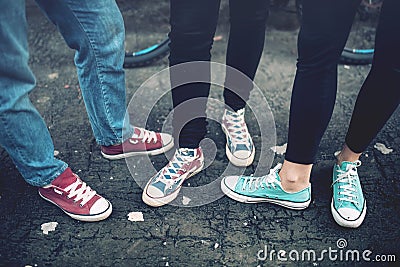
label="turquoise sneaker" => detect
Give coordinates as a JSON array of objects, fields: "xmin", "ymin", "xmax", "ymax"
[
  {"xmin": 221, "ymin": 164, "xmax": 311, "ymax": 210},
  {"xmin": 331, "ymin": 160, "xmax": 366, "ymax": 228}
]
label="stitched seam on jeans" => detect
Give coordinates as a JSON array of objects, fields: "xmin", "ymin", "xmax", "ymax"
[{"xmin": 66, "ymin": 4, "xmax": 121, "ymax": 143}]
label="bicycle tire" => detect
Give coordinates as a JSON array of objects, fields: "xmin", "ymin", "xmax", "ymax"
[
  {"xmin": 339, "ymin": 48, "xmax": 374, "ymax": 65},
  {"xmin": 124, "ymin": 38, "xmax": 170, "ymax": 68}
]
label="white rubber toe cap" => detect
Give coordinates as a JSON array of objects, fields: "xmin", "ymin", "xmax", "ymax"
[
  {"xmin": 222, "ymin": 176, "xmax": 241, "ymax": 191},
  {"xmin": 160, "ymin": 133, "xmax": 173, "ymax": 146},
  {"xmin": 337, "ymin": 207, "xmax": 361, "ymax": 221},
  {"xmin": 90, "ymin": 198, "xmax": 110, "ymax": 215}
]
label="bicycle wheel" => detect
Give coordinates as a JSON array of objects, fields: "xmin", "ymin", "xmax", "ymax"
[
  {"xmin": 117, "ymin": 0, "xmax": 171, "ymax": 68},
  {"xmin": 295, "ymin": 0, "xmax": 381, "ymax": 65},
  {"xmin": 341, "ymin": 0, "xmax": 381, "ymax": 65}
]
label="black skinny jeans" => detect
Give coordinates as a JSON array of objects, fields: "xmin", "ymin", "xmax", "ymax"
[
  {"xmin": 286, "ymin": 0, "xmax": 400, "ymax": 164},
  {"xmin": 169, "ymin": 0, "xmax": 269, "ymax": 148}
]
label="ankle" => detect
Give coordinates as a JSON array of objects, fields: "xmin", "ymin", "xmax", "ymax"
[
  {"xmin": 279, "ymin": 160, "xmax": 312, "ymax": 192},
  {"xmin": 337, "ymin": 144, "xmax": 361, "ymax": 165}
]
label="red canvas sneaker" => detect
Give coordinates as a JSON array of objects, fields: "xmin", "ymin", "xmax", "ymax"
[
  {"xmin": 101, "ymin": 127, "xmax": 174, "ymax": 160},
  {"xmin": 38, "ymin": 168, "xmax": 112, "ymax": 222}
]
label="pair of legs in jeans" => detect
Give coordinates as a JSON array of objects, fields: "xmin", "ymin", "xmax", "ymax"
[
  {"xmin": 142, "ymin": 0, "xmax": 270, "ymax": 207},
  {"xmin": 222, "ymin": 0, "xmax": 400, "ymax": 228},
  {"xmin": 0, "ymin": 0, "xmax": 173, "ymax": 222}
]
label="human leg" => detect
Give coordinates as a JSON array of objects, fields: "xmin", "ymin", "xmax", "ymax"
[
  {"xmin": 35, "ymin": 0, "xmax": 173, "ymax": 158},
  {"xmin": 142, "ymin": 0, "xmax": 220, "ymax": 206},
  {"xmin": 332, "ymin": 0, "xmax": 400, "ymax": 228},
  {"xmin": 168, "ymin": 0, "xmax": 220, "ymax": 149},
  {"xmin": 344, "ymin": 0, "xmax": 400, "ymax": 156},
  {"xmin": 221, "ymin": 0, "xmax": 361, "ymax": 210},
  {"xmin": 0, "ymin": 0, "xmax": 67, "ymax": 187},
  {"xmin": 221, "ymin": 0, "xmax": 269, "ymax": 167},
  {"xmin": 0, "ymin": 0, "xmax": 111, "ymax": 221},
  {"xmin": 223, "ymin": 0, "xmax": 269, "ymax": 111}
]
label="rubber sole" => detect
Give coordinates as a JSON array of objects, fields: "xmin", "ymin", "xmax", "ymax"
[
  {"xmin": 331, "ymin": 199, "xmax": 366, "ymax": 228},
  {"xmin": 142, "ymin": 162, "xmax": 204, "ymax": 207},
  {"xmin": 101, "ymin": 139, "xmax": 174, "ymax": 160},
  {"xmin": 39, "ymin": 191, "xmax": 112, "ymax": 222},
  {"xmin": 221, "ymin": 179, "xmax": 311, "ymax": 210}
]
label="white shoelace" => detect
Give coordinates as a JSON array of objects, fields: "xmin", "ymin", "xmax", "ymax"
[
  {"xmin": 241, "ymin": 163, "xmax": 282, "ymax": 191},
  {"xmin": 332, "ymin": 161, "xmax": 362, "ymax": 205},
  {"xmin": 133, "ymin": 127, "xmax": 157, "ymax": 144},
  {"xmin": 64, "ymin": 175, "xmax": 97, "ymax": 206},
  {"xmin": 225, "ymin": 109, "xmax": 250, "ymax": 146}
]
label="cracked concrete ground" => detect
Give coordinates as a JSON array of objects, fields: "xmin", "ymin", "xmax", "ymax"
[{"xmin": 1, "ymin": 0, "xmax": 399, "ymax": 266}]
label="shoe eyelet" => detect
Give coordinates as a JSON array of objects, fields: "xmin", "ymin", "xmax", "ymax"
[
  {"xmin": 79, "ymin": 204, "xmax": 84, "ymax": 207},
  {"xmin": 153, "ymin": 141, "xmax": 157, "ymax": 144}
]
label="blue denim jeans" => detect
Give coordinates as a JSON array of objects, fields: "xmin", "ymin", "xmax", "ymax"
[{"xmin": 0, "ymin": 0, "xmax": 133, "ymax": 186}]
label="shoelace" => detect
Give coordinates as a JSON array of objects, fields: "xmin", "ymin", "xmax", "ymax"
[
  {"xmin": 133, "ymin": 127, "xmax": 157, "ymax": 144},
  {"xmin": 332, "ymin": 160, "xmax": 362, "ymax": 205},
  {"xmin": 225, "ymin": 109, "xmax": 250, "ymax": 146},
  {"xmin": 241, "ymin": 163, "xmax": 282, "ymax": 191},
  {"xmin": 64, "ymin": 175, "xmax": 97, "ymax": 206},
  {"xmin": 159, "ymin": 149, "xmax": 195, "ymax": 188}
]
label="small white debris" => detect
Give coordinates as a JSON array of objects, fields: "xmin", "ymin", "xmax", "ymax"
[
  {"xmin": 344, "ymin": 65, "xmax": 350, "ymax": 70},
  {"xmin": 54, "ymin": 150, "xmax": 60, "ymax": 156},
  {"xmin": 127, "ymin": 212, "xmax": 144, "ymax": 222},
  {"xmin": 187, "ymin": 183, "xmax": 191, "ymax": 186},
  {"xmin": 36, "ymin": 96, "xmax": 50, "ymax": 103},
  {"xmin": 41, "ymin": 222, "xmax": 58, "ymax": 235},
  {"xmin": 334, "ymin": 150, "xmax": 341, "ymax": 157},
  {"xmin": 200, "ymin": 240, "xmax": 210, "ymax": 245},
  {"xmin": 165, "ymin": 262, "xmax": 169, "ymax": 266},
  {"xmin": 365, "ymin": 153, "xmax": 369, "ymax": 158},
  {"xmin": 48, "ymin": 72, "xmax": 59, "ymax": 79},
  {"xmin": 163, "ymin": 241, "xmax": 167, "ymax": 246},
  {"xmin": 243, "ymin": 222, "xmax": 248, "ymax": 226},
  {"xmin": 374, "ymin": 143, "xmax": 393, "ymax": 155},
  {"xmin": 254, "ymin": 215, "xmax": 257, "ymax": 220},
  {"xmin": 110, "ymin": 176, "xmax": 114, "ymax": 180},
  {"xmin": 182, "ymin": 196, "xmax": 191, "ymax": 205},
  {"xmin": 214, "ymin": 243, "xmax": 219, "ymax": 249},
  {"xmin": 271, "ymin": 143, "xmax": 287, "ymax": 155},
  {"xmin": 74, "ymin": 150, "xmax": 78, "ymax": 153}
]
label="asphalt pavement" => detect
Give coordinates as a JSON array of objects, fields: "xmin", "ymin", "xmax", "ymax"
[{"xmin": 0, "ymin": 1, "xmax": 399, "ymax": 266}]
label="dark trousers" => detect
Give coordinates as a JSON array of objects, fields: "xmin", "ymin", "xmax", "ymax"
[
  {"xmin": 169, "ymin": 0, "xmax": 269, "ymax": 148},
  {"xmin": 286, "ymin": 0, "xmax": 400, "ymax": 164}
]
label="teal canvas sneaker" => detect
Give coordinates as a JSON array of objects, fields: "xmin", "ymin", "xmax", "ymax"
[
  {"xmin": 221, "ymin": 164, "xmax": 311, "ymax": 210},
  {"xmin": 331, "ymin": 160, "xmax": 366, "ymax": 228}
]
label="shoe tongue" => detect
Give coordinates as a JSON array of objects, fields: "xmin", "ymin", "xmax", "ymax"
[
  {"xmin": 227, "ymin": 108, "xmax": 245, "ymax": 117},
  {"xmin": 51, "ymin": 168, "xmax": 78, "ymax": 189},
  {"xmin": 132, "ymin": 127, "xmax": 141, "ymax": 138},
  {"xmin": 339, "ymin": 161, "xmax": 356, "ymax": 171},
  {"xmin": 179, "ymin": 148, "xmax": 195, "ymax": 157}
]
